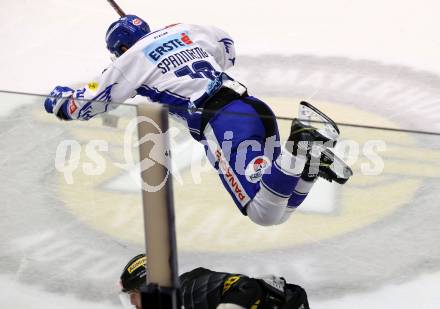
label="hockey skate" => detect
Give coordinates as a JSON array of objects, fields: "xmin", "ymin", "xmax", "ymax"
[
  {"xmin": 287, "ymin": 101, "xmax": 340, "ymax": 156},
  {"xmin": 288, "ymin": 101, "xmax": 352, "ymax": 184},
  {"xmin": 304, "ymin": 148, "xmax": 353, "ymax": 184}
]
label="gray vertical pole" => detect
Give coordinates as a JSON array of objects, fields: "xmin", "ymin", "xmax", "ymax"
[{"xmin": 136, "ymin": 103, "xmax": 180, "ymax": 309}]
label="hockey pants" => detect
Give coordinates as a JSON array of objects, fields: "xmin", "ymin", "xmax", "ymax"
[{"xmin": 201, "ymin": 97, "xmax": 315, "ymax": 226}]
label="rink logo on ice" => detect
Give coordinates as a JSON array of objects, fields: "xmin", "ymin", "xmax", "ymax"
[
  {"xmin": 144, "ymin": 32, "xmax": 194, "ymax": 63},
  {"xmin": 23, "ymin": 55, "xmax": 440, "ymax": 298}
]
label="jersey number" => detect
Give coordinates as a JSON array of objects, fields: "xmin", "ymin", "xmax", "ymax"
[{"xmin": 175, "ymin": 60, "xmax": 219, "ymax": 81}]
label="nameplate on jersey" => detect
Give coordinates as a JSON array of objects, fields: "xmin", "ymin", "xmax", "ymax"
[{"xmin": 144, "ymin": 32, "xmax": 194, "ymax": 63}]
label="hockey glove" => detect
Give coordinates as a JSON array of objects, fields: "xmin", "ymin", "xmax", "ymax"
[{"xmin": 44, "ymin": 86, "xmax": 75, "ymax": 120}]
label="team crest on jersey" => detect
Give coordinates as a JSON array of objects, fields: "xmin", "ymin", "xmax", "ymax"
[{"xmin": 245, "ymin": 156, "xmax": 271, "ymax": 183}]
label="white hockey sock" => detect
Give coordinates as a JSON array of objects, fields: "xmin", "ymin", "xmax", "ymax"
[{"xmin": 275, "ymin": 146, "xmax": 307, "ymax": 176}]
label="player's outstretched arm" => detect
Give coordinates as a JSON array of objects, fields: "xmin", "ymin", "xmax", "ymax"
[
  {"xmin": 44, "ymin": 86, "xmax": 77, "ymax": 120},
  {"xmin": 44, "ymin": 64, "xmax": 137, "ymax": 121}
]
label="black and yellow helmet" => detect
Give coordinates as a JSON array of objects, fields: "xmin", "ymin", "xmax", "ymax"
[{"xmin": 120, "ymin": 254, "xmax": 148, "ymax": 292}]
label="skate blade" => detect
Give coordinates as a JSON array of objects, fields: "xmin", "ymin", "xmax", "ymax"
[
  {"xmin": 324, "ymin": 149, "xmax": 353, "ymax": 184},
  {"xmin": 298, "ymin": 101, "xmax": 340, "ymax": 143},
  {"xmin": 306, "ymin": 148, "xmax": 353, "ymax": 184}
]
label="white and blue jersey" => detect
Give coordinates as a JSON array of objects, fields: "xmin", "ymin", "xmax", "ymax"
[{"xmin": 64, "ymin": 23, "xmax": 236, "ymax": 140}]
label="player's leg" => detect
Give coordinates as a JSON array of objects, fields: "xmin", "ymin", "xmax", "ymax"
[
  {"xmin": 279, "ymin": 103, "xmax": 353, "ymax": 222},
  {"xmin": 202, "ymin": 99, "xmax": 278, "ymax": 214},
  {"xmin": 281, "ymin": 176, "xmax": 317, "ymax": 220},
  {"xmin": 245, "ymin": 142, "xmax": 306, "ymax": 226},
  {"xmin": 202, "ymin": 99, "xmax": 352, "ymax": 226},
  {"xmin": 279, "ymin": 149, "xmax": 354, "ymax": 223},
  {"xmin": 248, "ymin": 110, "xmax": 336, "ymax": 225},
  {"xmin": 202, "ymin": 97, "xmax": 309, "ymax": 226},
  {"xmin": 203, "ymin": 100, "xmax": 313, "ymax": 226}
]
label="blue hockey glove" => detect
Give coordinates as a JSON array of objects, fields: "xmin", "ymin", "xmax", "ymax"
[{"xmin": 44, "ymin": 86, "xmax": 75, "ymax": 120}]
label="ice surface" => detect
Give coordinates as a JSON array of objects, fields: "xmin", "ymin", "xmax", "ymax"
[{"xmin": 1, "ymin": 1, "xmax": 440, "ymax": 308}]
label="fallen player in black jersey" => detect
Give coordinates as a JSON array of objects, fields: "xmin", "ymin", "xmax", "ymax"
[{"xmin": 119, "ymin": 254, "xmax": 310, "ymax": 309}]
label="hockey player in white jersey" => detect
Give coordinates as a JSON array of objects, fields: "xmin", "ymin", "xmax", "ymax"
[{"xmin": 44, "ymin": 15, "xmax": 352, "ymax": 226}]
